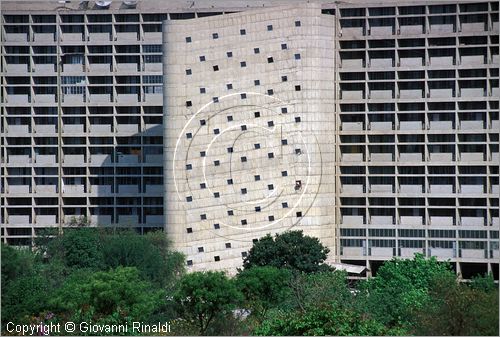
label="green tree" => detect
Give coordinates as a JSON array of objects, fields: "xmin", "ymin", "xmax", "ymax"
[
  {"xmin": 237, "ymin": 266, "xmax": 291, "ymax": 321},
  {"xmin": 173, "ymin": 271, "xmax": 243, "ymax": 335},
  {"xmin": 243, "ymin": 231, "xmax": 331, "ymax": 273}
]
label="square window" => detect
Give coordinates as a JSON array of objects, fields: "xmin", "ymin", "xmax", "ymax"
[
  {"xmin": 200, "ymin": 183, "xmax": 207, "ymax": 189},
  {"xmin": 186, "ymin": 101, "xmax": 192, "ymax": 107},
  {"xmin": 213, "ymin": 97, "xmax": 219, "ymax": 103},
  {"xmin": 241, "ymin": 156, "xmax": 247, "ymax": 162},
  {"xmin": 295, "ymin": 116, "xmax": 301, "ymax": 123},
  {"xmin": 185, "ymin": 36, "xmax": 192, "ymax": 43},
  {"xmin": 227, "ymin": 115, "xmax": 233, "ymax": 122},
  {"xmin": 241, "ymin": 219, "xmax": 247, "ymax": 225},
  {"xmin": 214, "ymin": 192, "xmax": 220, "ymax": 198},
  {"xmin": 213, "ymin": 65, "xmax": 219, "ymax": 71},
  {"xmin": 241, "ymin": 125, "xmax": 247, "ymax": 131},
  {"xmin": 294, "ymin": 53, "xmax": 301, "ymax": 60},
  {"xmin": 254, "ymin": 79, "xmax": 260, "ymax": 86},
  {"xmin": 227, "ymin": 51, "xmax": 233, "ymax": 58},
  {"xmin": 268, "ymin": 152, "xmax": 274, "ymax": 159},
  {"xmin": 214, "ymin": 223, "xmax": 220, "ymax": 229},
  {"xmin": 240, "ymin": 29, "xmax": 246, "ymax": 35},
  {"xmin": 241, "ymin": 93, "xmax": 247, "ymax": 99},
  {"xmin": 255, "ymin": 206, "xmax": 261, "ymax": 212},
  {"xmin": 212, "ymin": 33, "xmax": 218, "ymax": 39},
  {"xmin": 296, "ymin": 211, "xmax": 303, "ymax": 217},
  {"xmin": 241, "ymin": 251, "xmax": 248, "ymax": 257},
  {"xmin": 254, "ymin": 111, "xmax": 261, "ymax": 118},
  {"xmin": 282, "ymin": 75, "xmax": 288, "ymax": 82},
  {"xmin": 200, "ymin": 119, "xmax": 206, "ymax": 126},
  {"xmin": 214, "ymin": 256, "xmax": 220, "ymax": 262},
  {"xmin": 282, "ymin": 202, "xmax": 288, "ymax": 208},
  {"xmin": 281, "ymin": 170, "xmax": 288, "ymax": 176},
  {"xmin": 186, "ymin": 196, "xmax": 193, "ymax": 202},
  {"xmin": 228, "ymin": 210, "xmax": 234, "ymax": 216},
  {"xmin": 227, "ymin": 179, "xmax": 233, "ymax": 185},
  {"xmin": 200, "ymin": 151, "xmax": 206, "ymax": 157},
  {"xmin": 268, "ymin": 121, "xmax": 274, "ymax": 127},
  {"xmin": 186, "ymin": 132, "xmax": 192, "ymax": 139},
  {"xmin": 254, "ymin": 175, "xmax": 261, "ymax": 181},
  {"xmin": 186, "ymin": 164, "xmax": 192, "ymax": 170},
  {"xmin": 240, "ymin": 61, "xmax": 247, "ymax": 67},
  {"xmin": 267, "ymin": 57, "xmax": 274, "ymax": 63},
  {"xmin": 268, "ymin": 184, "xmax": 274, "ymax": 190},
  {"xmin": 200, "ymin": 214, "xmax": 207, "ymax": 220},
  {"xmin": 281, "ymin": 139, "xmax": 288, "ymax": 145},
  {"xmin": 254, "ymin": 143, "xmax": 261, "ymax": 149},
  {"xmin": 186, "ymin": 69, "xmax": 192, "ymax": 75},
  {"xmin": 268, "ymin": 215, "xmax": 275, "ymax": 221},
  {"xmin": 227, "ymin": 83, "xmax": 233, "ymax": 90},
  {"xmin": 214, "ymin": 128, "xmax": 220, "ymax": 134},
  {"xmin": 281, "ymin": 43, "xmax": 287, "ymax": 50},
  {"xmin": 200, "ymin": 87, "xmax": 206, "ymax": 94},
  {"xmin": 226, "ymin": 242, "xmax": 232, "ymax": 248},
  {"xmin": 254, "ymin": 48, "xmax": 260, "ymax": 54},
  {"xmin": 241, "ymin": 188, "xmax": 247, "ymax": 194},
  {"xmin": 295, "ymin": 85, "xmax": 301, "ymax": 91},
  {"xmin": 198, "ymin": 246, "xmax": 204, "ymax": 252},
  {"xmin": 267, "ymin": 25, "xmax": 273, "ymax": 31},
  {"xmin": 227, "ymin": 147, "xmax": 233, "ymax": 153},
  {"xmin": 295, "ymin": 148, "xmax": 301, "ymax": 154},
  {"xmin": 200, "ymin": 55, "xmax": 206, "ymax": 62},
  {"xmin": 281, "ymin": 107, "xmax": 288, "ymax": 114},
  {"xmin": 253, "ymin": 238, "xmax": 259, "ymax": 243},
  {"xmin": 267, "ymin": 89, "xmax": 274, "ymax": 95},
  {"xmin": 214, "ymin": 160, "xmax": 220, "ymax": 166},
  {"xmin": 186, "ymin": 227, "xmax": 193, "ymax": 233},
  {"xmin": 295, "ymin": 20, "xmax": 301, "ymax": 27},
  {"xmin": 187, "ymin": 260, "xmax": 193, "ymax": 266}
]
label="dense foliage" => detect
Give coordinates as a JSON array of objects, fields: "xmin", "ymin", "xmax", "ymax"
[{"xmin": 1, "ymin": 229, "xmax": 498, "ymax": 336}]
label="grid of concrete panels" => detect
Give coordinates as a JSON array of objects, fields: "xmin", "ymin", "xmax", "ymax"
[
  {"xmin": 0, "ymin": 10, "xmax": 171, "ymax": 243},
  {"xmin": 336, "ymin": 1, "xmax": 499, "ymax": 277},
  {"xmin": 163, "ymin": 4, "xmax": 336, "ymax": 272}
]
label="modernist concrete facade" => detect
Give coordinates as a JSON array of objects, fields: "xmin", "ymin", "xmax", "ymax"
[{"xmin": 1, "ymin": 0, "xmax": 499, "ymax": 278}]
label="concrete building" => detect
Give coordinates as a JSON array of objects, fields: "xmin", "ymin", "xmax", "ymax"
[{"xmin": 1, "ymin": 0, "xmax": 499, "ymax": 278}]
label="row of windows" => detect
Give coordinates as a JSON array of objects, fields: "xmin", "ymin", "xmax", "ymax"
[
  {"xmin": 341, "ymin": 239, "xmax": 497, "ymax": 248},
  {"xmin": 341, "ymin": 229, "xmax": 498, "ymax": 238}
]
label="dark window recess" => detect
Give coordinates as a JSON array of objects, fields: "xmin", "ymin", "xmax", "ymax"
[
  {"xmin": 282, "ymin": 75, "xmax": 288, "ymax": 82},
  {"xmin": 240, "ymin": 29, "xmax": 246, "ymax": 35},
  {"xmin": 227, "ymin": 147, "xmax": 233, "ymax": 153},
  {"xmin": 214, "ymin": 192, "xmax": 220, "ymax": 198},
  {"xmin": 241, "ymin": 219, "xmax": 247, "ymax": 225},
  {"xmin": 214, "ymin": 223, "xmax": 220, "ymax": 229},
  {"xmin": 295, "ymin": 148, "xmax": 302, "ymax": 154},
  {"xmin": 267, "ymin": 25, "xmax": 273, "ymax": 31},
  {"xmin": 241, "ymin": 125, "xmax": 247, "ymax": 131},
  {"xmin": 200, "ymin": 151, "xmax": 206, "ymax": 157},
  {"xmin": 226, "ymin": 242, "xmax": 232, "ymax": 248},
  {"xmin": 281, "ymin": 43, "xmax": 287, "ymax": 50},
  {"xmin": 282, "ymin": 202, "xmax": 288, "ymax": 208},
  {"xmin": 227, "ymin": 51, "xmax": 233, "ymax": 58},
  {"xmin": 214, "ymin": 160, "xmax": 220, "ymax": 166},
  {"xmin": 255, "ymin": 206, "xmax": 261, "ymax": 212},
  {"xmin": 200, "ymin": 88, "xmax": 206, "ymax": 93},
  {"xmin": 240, "ymin": 61, "xmax": 247, "ymax": 67},
  {"xmin": 268, "ymin": 121, "xmax": 274, "ymax": 127},
  {"xmin": 186, "ymin": 101, "xmax": 192, "ymax": 107},
  {"xmin": 186, "ymin": 69, "xmax": 192, "ymax": 75},
  {"xmin": 267, "ymin": 57, "xmax": 274, "ymax": 63},
  {"xmin": 296, "ymin": 211, "xmax": 303, "ymax": 217},
  {"xmin": 281, "ymin": 139, "xmax": 288, "ymax": 145},
  {"xmin": 294, "ymin": 53, "xmax": 301, "ymax": 60},
  {"xmin": 200, "ymin": 183, "xmax": 207, "ymax": 189},
  {"xmin": 200, "ymin": 55, "xmax": 206, "ymax": 61},
  {"xmin": 268, "ymin": 153, "xmax": 274, "ymax": 159},
  {"xmin": 213, "ymin": 65, "xmax": 219, "ymax": 71},
  {"xmin": 186, "ymin": 164, "xmax": 192, "ymax": 170},
  {"xmin": 186, "ymin": 196, "xmax": 193, "ymax": 202},
  {"xmin": 214, "ymin": 128, "xmax": 220, "ymax": 134},
  {"xmin": 269, "ymin": 215, "xmax": 275, "ymax": 221},
  {"xmin": 214, "ymin": 256, "xmax": 220, "ymax": 261},
  {"xmin": 241, "ymin": 93, "xmax": 247, "ymax": 99},
  {"xmin": 186, "ymin": 227, "xmax": 193, "ymax": 233},
  {"xmin": 255, "ymin": 175, "xmax": 261, "ymax": 181},
  {"xmin": 241, "ymin": 251, "xmax": 248, "ymax": 257},
  {"xmin": 227, "ymin": 83, "xmax": 233, "ymax": 90},
  {"xmin": 254, "ymin": 48, "xmax": 260, "ymax": 54},
  {"xmin": 282, "ymin": 171, "xmax": 288, "ymax": 176},
  {"xmin": 185, "ymin": 37, "xmax": 192, "ymax": 43},
  {"xmin": 213, "ymin": 97, "xmax": 219, "ymax": 103},
  {"xmin": 267, "ymin": 89, "xmax": 274, "ymax": 95},
  {"xmin": 268, "ymin": 184, "xmax": 274, "ymax": 190},
  {"xmin": 212, "ymin": 33, "xmax": 218, "ymax": 39},
  {"xmin": 227, "ymin": 115, "xmax": 233, "ymax": 121},
  {"xmin": 227, "ymin": 179, "xmax": 233, "ymax": 185},
  {"xmin": 228, "ymin": 210, "xmax": 234, "ymax": 216},
  {"xmin": 254, "ymin": 79, "xmax": 260, "ymax": 85},
  {"xmin": 254, "ymin": 111, "xmax": 261, "ymax": 118},
  {"xmin": 295, "ymin": 20, "xmax": 301, "ymax": 27},
  {"xmin": 200, "ymin": 119, "xmax": 206, "ymax": 126},
  {"xmin": 295, "ymin": 116, "xmax": 302, "ymax": 123},
  {"xmin": 295, "ymin": 85, "xmax": 301, "ymax": 91},
  {"xmin": 241, "ymin": 156, "xmax": 247, "ymax": 162},
  {"xmin": 253, "ymin": 238, "xmax": 259, "ymax": 243},
  {"xmin": 187, "ymin": 260, "xmax": 193, "ymax": 266},
  {"xmin": 241, "ymin": 188, "xmax": 247, "ymax": 194},
  {"xmin": 186, "ymin": 132, "xmax": 193, "ymax": 138},
  {"xmin": 198, "ymin": 246, "xmax": 204, "ymax": 252},
  {"xmin": 281, "ymin": 107, "xmax": 288, "ymax": 113},
  {"xmin": 254, "ymin": 144, "xmax": 261, "ymax": 149},
  {"xmin": 200, "ymin": 214, "xmax": 207, "ymax": 220}
]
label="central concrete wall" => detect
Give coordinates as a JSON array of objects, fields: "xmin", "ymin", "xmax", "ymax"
[{"xmin": 163, "ymin": 3, "xmax": 336, "ymax": 273}]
